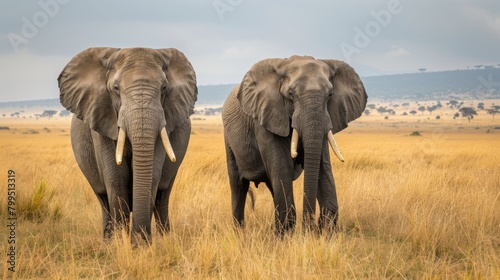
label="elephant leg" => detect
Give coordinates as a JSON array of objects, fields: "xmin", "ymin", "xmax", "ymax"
[
  {"xmin": 154, "ymin": 182, "xmax": 174, "ymax": 234},
  {"xmin": 154, "ymin": 121, "xmax": 189, "ymax": 234},
  {"xmin": 258, "ymin": 134, "xmax": 296, "ymax": 235},
  {"xmin": 317, "ymin": 145, "xmax": 339, "ymax": 233},
  {"xmin": 78, "ymin": 162, "xmax": 117, "ymax": 240},
  {"xmin": 71, "ymin": 118, "xmax": 119, "ymax": 240},
  {"xmin": 268, "ymin": 177, "xmax": 296, "ymax": 236},
  {"xmin": 225, "ymin": 145, "xmax": 250, "ymax": 227},
  {"xmin": 264, "ymin": 180, "xmax": 274, "ymax": 197},
  {"xmin": 232, "ymin": 178, "xmax": 250, "ymax": 227},
  {"xmin": 91, "ymin": 131, "xmax": 132, "ymax": 233},
  {"xmin": 96, "ymin": 194, "xmax": 113, "ymax": 240},
  {"xmin": 107, "ymin": 188, "xmax": 131, "ymax": 232},
  {"xmin": 247, "ymin": 128, "xmax": 296, "ymax": 234},
  {"xmin": 102, "ymin": 167, "xmax": 131, "ymax": 232}
]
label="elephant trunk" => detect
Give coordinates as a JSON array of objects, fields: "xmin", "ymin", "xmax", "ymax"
[
  {"xmin": 300, "ymin": 111, "xmax": 326, "ymax": 229},
  {"xmin": 128, "ymin": 116, "xmax": 159, "ymax": 241},
  {"xmin": 131, "ymin": 136, "xmax": 156, "ymax": 241},
  {"xmin": 118, "ymin": 104, "xmax": 169, "ymax": 242}
]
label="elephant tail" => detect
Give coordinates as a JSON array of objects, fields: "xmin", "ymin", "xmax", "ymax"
[{"xmin": 248, "ymin": 185, "xmax": 256, "ymax": 210}]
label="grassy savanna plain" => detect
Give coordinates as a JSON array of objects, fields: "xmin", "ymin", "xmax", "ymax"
[{"xmin": 1, "ymin": 100, "xmax": 499, "ymax": 279}]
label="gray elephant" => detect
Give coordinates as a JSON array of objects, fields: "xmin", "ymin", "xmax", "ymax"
[
  {"xmin": 58, "ymin": 47, "xmax": 197, "ymax": 242},
  {"xmin": 222, "ymin": 56, "xmax": 367, "ymax": 234}
]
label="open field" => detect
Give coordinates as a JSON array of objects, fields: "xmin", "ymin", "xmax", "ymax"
[{"xmin": 1, "ymin": 104, "xmax": 499, "ymax": 279}]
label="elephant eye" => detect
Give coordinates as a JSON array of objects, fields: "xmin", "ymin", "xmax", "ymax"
[
  {"xmin": 113, "ymin": 84, "xmax": 120, "ymax": 94},
  {"xmin": 288, "ymin": 89, "xmax": 294, "ymax": 97},
  {"xmin": 328, "ymin": 89, "xmax": 333, "ymax": 97}
]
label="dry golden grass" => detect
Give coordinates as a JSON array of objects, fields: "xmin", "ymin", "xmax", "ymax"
[{"xmin": 0, "ymin": 109, "xmax": 499, "ymax": 279}]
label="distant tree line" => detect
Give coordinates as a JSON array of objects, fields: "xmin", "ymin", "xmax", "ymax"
[
  {"xmin": 1, "ymin": 110, "xmax": 71, "ymax": 119},
  {"xmin": 194, "ymin": 107, "xmax": 223, "ymax": 116},
  {"xmin": 363, "ymin": 100, "xmax": 500, "ymax": 122}
]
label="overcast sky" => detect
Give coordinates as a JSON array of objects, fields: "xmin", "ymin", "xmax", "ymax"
[{"xmin": 0, "ymin": 0, "xmax": 499, "ymax": 102}]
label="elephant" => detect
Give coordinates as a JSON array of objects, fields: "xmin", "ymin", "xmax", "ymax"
[
  {"xmin": 58, "ymin": 47, "xmax": 197, "ymax": 242},
  {"xmin": 222, "ymin": 55, "xmax": 367, "ymax": 235}
]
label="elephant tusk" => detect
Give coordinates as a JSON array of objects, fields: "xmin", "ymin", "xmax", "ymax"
[
  {"xmin": 291, "ymin": 128, "xmax": 299, "ymax": 158},
  {"xmin": 116, "ymin": 128, "xmax": 126, "ymax": 165},
  {"xmin": 328, "ymin": 131, "xmax": 344, "ymax": 162},
  {"xmin": 160, "ymin": 127, "xmax": 176, "ymax": 163}
]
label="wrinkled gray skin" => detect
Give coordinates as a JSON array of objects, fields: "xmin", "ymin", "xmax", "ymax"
[
  {"xmin": 222, "ymin": 56, "xmax": 367, "ymax": 235},
  {"xmin": 58, "ymin": 47, "xmax": 197, "ymax": 242}
]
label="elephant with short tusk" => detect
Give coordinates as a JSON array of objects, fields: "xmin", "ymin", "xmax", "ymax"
[
  {"xmin": 58, "ymin": 47, "xmax": 197, "ymax": 243},
  {"xmin": 222, "ymin": 56, "xmax": 367, "ymax": 235}
]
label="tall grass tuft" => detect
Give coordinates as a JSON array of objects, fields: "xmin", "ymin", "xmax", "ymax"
[{"xmin": 18, "ymin": 180, "xmax": 63, "ymax": 222}]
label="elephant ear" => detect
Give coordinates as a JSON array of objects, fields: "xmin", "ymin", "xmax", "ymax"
[
  {"xmin": 158, "ymin": 48, "xmax": 198, "ymax": 133},
  {"xmin": 320, "ymin": 60, "xmax": 367, "ymax": 134},
  {"xmin": 58, "ymin": 47, "xmax": 120, "ymax": 140},
  {"xmin": 237, "ymin": 58, "xmax": 290, "ymax": 137}
]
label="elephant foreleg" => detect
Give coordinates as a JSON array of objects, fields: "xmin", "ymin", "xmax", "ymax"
[
  {"xmin": 154, "ymin": 124, "xmax": 188, "ymax": 234},
  {"xmin": 108, "ymin": 191, "xmax": 131, "ymax": 232},
  {"xmin": 102, "ymin": 166, "xmax": 131, "ymax": 234},
  {"xmin": 258, "ymin": 133, "xmax": 296, "ymax": 236},
  {"xmin": 154, "ymin": 184, "xmax": 174, "ymax": 233},
  {"xmin": 232, "ymin": 177, "xmax": 250, "ymax": 227},
  {"xmin": 226, "ymin": 145, "xmax": 250, "ymax": 227},
  {"xmin": 264, "ymin": 180, "xmax": 274, "ymax": 197},
  {"xmin": 317, "ymin": 145, "xmax": 339, "ymax": 233},
  {"xmin": 91, "ymin": 131, "xmax": 132, "ymax": 235},
  {"xmin": 72, "ymin": 118, "xmax": 119, "ymax": 240},
  {"xmin": 96, "ymin": 193, "xmax": 113, "ymax": 241},
  {"xmin": 269, "ymin": 179, "xmax": 296, "ymax": 236}
]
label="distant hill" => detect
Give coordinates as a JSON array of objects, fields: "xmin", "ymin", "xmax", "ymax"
[
  {"xmin": 197, "ymin": 68, "xmax": 500, "ymax": 103},
  {"xmin": 0, "ymin": 98, "xmax": 63, "ymax": 110},
  {"xmin": 195, "ymin": 84, "xmax": 235, "ymax": 105},
  {"xmin": 0, "ymin": 84, "xmax": 237, "ymax": 111},
  {"xmin": 1, "ymin": 68, "xmax": 499, "ymax": 111},
  {"xmin": 202, "ymin": 68, "xmax": 500, "ymax": 102},
  {"xmin": 362, "ymin": 68, "xmax": 500, "ymax": 100}
]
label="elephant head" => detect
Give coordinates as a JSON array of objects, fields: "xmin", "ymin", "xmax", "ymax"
[
  {"xmin": 58, "ymin": 47, "xmax": 197, "ymax": 238},
  {"xmin": 237, "ymin": 55, "xmax": 367, "ymax": 224}
]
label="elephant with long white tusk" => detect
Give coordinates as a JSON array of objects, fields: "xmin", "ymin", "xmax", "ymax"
[
  {"xmin": 59, "ymin": 47, "xmax": 197, "ymax": 244},
  {"xmin": 116, "ymin": 127, "xmax": 176, "ymax": 166},
  {"xmin": 291, "ymin": 129, "xmax": 344, "ymax": 162},
  {"xmin": 160, "ymin": 127, "xmax": 177, "ymax": 163},
  {"xmin": 223, "ymin": 55, "xmax": 367, "ymax": 235},
  {"xmin": 327, "ymin": 131, "xmax": 344, "ymax": 162}
]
